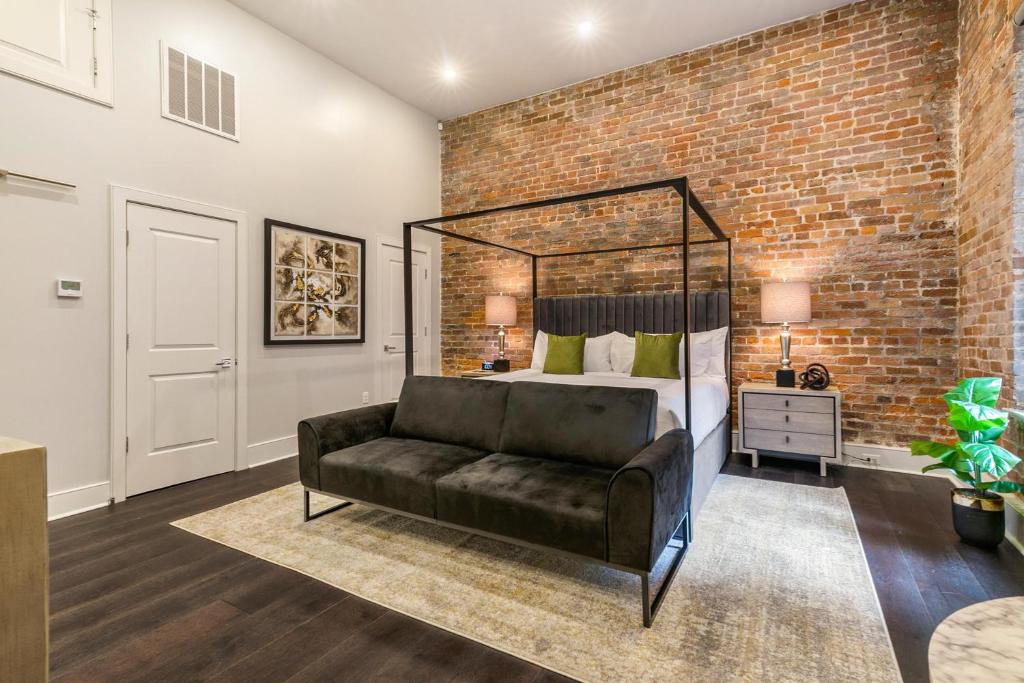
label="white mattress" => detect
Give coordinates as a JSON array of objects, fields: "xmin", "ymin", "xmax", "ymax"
[{"xmin": 483, "ymin": 370, "xmax": 729, "ymax": 447}]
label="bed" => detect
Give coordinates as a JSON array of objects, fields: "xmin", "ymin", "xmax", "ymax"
[
  {"xmin": 486, "ymin": 291, "xmax": 731, "ymax": 517},
  {"xmin": 407, "ymin": 180, "xmax": 731, "ymax": 621},
  {"xmin": 486, "ymin": 370, "xmax": 728, "ymax": 444}
]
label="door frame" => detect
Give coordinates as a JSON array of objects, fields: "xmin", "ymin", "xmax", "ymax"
[
  {"xmin": 109, "ymin": 185, "xmax": 249, "ymax": 503},
  {"xmin": 376, "ymin": 237, "xmax": 433, "ymax": 402}
]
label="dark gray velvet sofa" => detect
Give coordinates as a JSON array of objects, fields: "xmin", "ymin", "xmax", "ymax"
[{"xmin": 298, "ymin": 376, "xmax": 694, "ymax": 626}]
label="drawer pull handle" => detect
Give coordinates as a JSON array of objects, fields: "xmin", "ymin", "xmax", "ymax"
[
  {"xmin": 785, "ymin": 415, "xmax": 790, "ymax": 423},
  {"xmin": 785, "ymin": 399, "xmax": 790, "ymax": 407},
  {"xmin": 785, "ymin": 435, "xmax": 790, "ymax": 444}
]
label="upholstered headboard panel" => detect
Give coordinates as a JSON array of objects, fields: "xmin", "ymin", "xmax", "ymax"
[{"xmin": 532, "ymin": 291, "xmax": 729, "ymax": 337}]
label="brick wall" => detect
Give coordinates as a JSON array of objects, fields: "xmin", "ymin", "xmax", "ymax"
[
  {"xmin": 957, "ymin": 0, "xmax": 1017, "ymax": 403},
  {"xmin": 440, "ymin": 0, "xmax": 960, "ymax": 447},
  {"xmin": 957, "ymin": 0, "xmax": 1024, "ymax": 493}
]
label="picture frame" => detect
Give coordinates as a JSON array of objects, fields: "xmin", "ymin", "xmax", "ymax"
[{"xmin": 263, "ymin": 218, "xmax": 366, "ymax": 345}]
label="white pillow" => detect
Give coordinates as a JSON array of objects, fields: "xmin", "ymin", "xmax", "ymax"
[
  {"xmin": 683, "ymin": 333, "xmax": 712, "ymax": 377},
  {"xmin": 531, "ymin": 331, "xmax": 614, "ymax": 372},
  {"xmin": 610, "ymin": 332, "xmax": 635, "ymax": 374},
  {"xmin": 693, "ymin": 326, "xmax": 729, "ymax": 377},
  {"xmin": 610, "ymin": 328, "xmax": 728, "ymax": 376},
  {"xmin": 530, "ymin": 330, "xmax": 548, "ymax": 370},
  {"xmin": 583, "ymin": 333, "xmax": 614, "ymax": 372}
]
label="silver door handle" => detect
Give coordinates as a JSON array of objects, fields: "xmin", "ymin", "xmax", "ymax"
[
  {"xmin": 384, "ymin": 345, "xmax": 397, "ymax": 352},
  {"xmin": 215, "ymin": 358, "xmax": 235, "ymax": 368}
]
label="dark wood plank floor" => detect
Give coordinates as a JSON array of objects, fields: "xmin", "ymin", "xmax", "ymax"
[{"xmin": 49, "ymin": 454, "xmax": 1024, "ymax": 682}]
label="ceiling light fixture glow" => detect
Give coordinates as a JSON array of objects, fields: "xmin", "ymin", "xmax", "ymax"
[
  {"xmin": 577, "ymin": 19, "xmax": 594, "ymax": 37},
  {"xmin": 441, "ymin": 64, "xmax": 458, "ymax": 82}
]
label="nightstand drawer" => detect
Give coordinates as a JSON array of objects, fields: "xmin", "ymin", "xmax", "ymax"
[
  {"xmin": 744, "ymin": 428, "xmax": 835, "ymax": 457},
  {"xmin": 744, "ymin": 392, "xmax": 833, "ymax": 414},
  {"xmin": 743, "ymin": 408, "xmax": 834, "ymax": 435}
]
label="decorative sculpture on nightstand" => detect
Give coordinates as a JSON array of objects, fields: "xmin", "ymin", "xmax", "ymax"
[{"xmin": 799, "ymin": 363, "xmax": 830, "ymax": 390}]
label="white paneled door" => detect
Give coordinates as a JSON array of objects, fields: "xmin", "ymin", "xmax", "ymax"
[
  {"xmin": 380, "ymin": 243, "xmax": 430, "ymax": 401},
  {"xmin": 126, "ymin": 204, "xmax": 237, "ymax": 496}
]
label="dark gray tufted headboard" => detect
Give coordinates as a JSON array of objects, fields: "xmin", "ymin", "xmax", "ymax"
[{"xmin": 532, "ymin": 291, "xmax": 729, "ymax": 337}]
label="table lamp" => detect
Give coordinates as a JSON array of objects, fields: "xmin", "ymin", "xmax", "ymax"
[
  {"xmin": 761, "ymin": 282, "xmax": 811, "ymax": 387},
  {"xmin": 485, "ymin": 294, "xmax": 517, "ymax": 372}
]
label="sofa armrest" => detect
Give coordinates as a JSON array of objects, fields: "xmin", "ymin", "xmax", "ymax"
[
  {"xmin": 297, "ymin": 402, "xmax": 398, "ymax": 490},
  {"xmin": 605, "ymin": 428, "xmax": 693, "ymax": 571}
]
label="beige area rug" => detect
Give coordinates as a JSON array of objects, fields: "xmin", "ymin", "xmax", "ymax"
[{"xmin": 172, "ymin": 475, "xmax": 901, "ymax": 682}]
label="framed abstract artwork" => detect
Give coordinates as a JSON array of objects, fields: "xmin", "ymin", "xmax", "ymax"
[{"xmin": 264, "ymin": 219, "xmax": 366, "ymax": 345}]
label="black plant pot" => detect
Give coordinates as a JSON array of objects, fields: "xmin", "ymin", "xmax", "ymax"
[{"xmin": 951, "ymin": 488, "xmax": 1005, "ymax": 547}]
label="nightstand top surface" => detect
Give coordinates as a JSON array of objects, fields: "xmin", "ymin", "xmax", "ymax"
[
  {"xmin": 739, "ymin": 381, "xmax": 840, "ymax": 397},
  {"xmin": 460, "ymin": 370, "xmax": 500, "ymax": 378}
]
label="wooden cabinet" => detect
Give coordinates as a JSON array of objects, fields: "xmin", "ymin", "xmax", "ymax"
[
  {"xmin": 0, "ymin": 0, "xmax": 114, "ymax": 105},
  {"xmin": 0, "ymin": 438, "xmax": 48, "ymax": 682},
  {"xmin": 738, "ymin": 383, "xmax": 842, "ymax": 476}
]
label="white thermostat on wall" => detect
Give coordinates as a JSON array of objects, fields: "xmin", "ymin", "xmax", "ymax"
[{"xmin": 56, "ymin": 278, "xmax": 83, "ymax": 298}]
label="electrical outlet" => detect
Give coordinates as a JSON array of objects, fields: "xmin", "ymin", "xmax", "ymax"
[
  {"xmin": 845, "ymin": 452, "xmax": 880, "ymax": 466},
  {"xmin": 361, "ymin": 391, "xmax": 370, "ymax": 405}
]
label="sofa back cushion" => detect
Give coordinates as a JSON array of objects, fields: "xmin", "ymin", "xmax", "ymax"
[
  {"xmin": 498, "ymin": 382, "xmax": 657, "ymax": 469},
  {"xmin": 391, "ymin": 376, "xmax": 511, "ymax": 452}
]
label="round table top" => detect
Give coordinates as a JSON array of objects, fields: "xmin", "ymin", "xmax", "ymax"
[{"xmin": 928, "ymin": 596, "xmax": 1024, "ymax": 683}]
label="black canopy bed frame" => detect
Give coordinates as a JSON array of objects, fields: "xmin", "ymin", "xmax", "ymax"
[
  {"xmin": 395, "ymin": 177, "xmax": 732, "ymax": 627},
  {"xmin": 402, "ymin": 176, "xmax": 732, "ymax": 432}
]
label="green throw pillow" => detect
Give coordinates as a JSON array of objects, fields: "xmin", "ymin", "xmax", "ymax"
[
  {"xmin": 543, "ymin": 333, "xmax": 586, "ymax": 375},
  {"xmin": 631, "ymin": 331, "xmax": 682, "ymax": 379}
]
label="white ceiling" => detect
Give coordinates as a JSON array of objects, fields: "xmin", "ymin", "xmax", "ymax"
[{"xmin": 230, "ymin": 0, "xmax": 856, "ymax": 120}]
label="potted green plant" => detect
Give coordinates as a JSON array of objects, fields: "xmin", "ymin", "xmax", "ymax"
[{"xmin": 911, "ymin": 377, "xmax": 1022, "ymax": 547}]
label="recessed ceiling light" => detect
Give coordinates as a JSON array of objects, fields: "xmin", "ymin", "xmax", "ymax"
[
  {"xmin": 577, "ymin": 19, "xmax": 594, "ymax": 37},
  {"xmin": 441, "ymin": 64, "xmax": 458, "ymax": 82}
]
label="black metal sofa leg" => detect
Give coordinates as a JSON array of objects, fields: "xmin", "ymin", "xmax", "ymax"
[
  {"xmin": 303, "ymin": 488, "xmax": 352, "ymax": 522},
  {"xmin": 640, "ymin": 510, "xmax": 691, "ymax": 628}
]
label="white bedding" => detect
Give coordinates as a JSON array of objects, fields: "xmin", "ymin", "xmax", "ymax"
[{"xmin": 483, "ymin": 369, "xmax": 729, "ymax": 447}]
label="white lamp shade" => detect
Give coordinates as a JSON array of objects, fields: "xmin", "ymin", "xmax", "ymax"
[
  {"xmin": 485, "ymin": 295, "xmax": 517, "ymax": 326},
  {"xmin": 761, "ymin": 282, "xmax": 811, "ymax": 324}
]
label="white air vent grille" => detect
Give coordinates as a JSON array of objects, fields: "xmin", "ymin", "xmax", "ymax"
[
  {"xmin": 221, "ymin": 73, "xmax": 236, "ymax": 137},
  {"xmin": 167, "ymin": 48, "xmax": 186, "ymax": 118},
  {"xmin": 161, "ymin": 43, "xmax": 239, "ymax": 141}
]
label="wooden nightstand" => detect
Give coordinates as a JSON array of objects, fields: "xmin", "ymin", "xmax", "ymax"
[
  {"xmin": 738, "ymin": 382, "xmax": 842, "ymax": 476},
  {"xmin": 459, "ymin": 370, "xmax": 500, "ymax": 378}
]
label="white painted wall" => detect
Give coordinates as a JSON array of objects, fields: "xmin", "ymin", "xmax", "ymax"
[{"xmin": 0, "ymin": 0, "xmax": 441, "ymax": 517}]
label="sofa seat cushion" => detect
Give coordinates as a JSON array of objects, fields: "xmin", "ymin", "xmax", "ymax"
[
  {"xmin": 435, "ymin": 453, "xmax": 613, "ymax": 561},
  {"xmin": 319, "ymin": 437, "xmax": 487, "ymax": 518}
]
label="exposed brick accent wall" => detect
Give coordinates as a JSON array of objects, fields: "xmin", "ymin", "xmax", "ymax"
[
  {"xmin": 957, "ymin": 0, "xmax": 1017, "ymax": 403},
  {"xmin": 1008, "ymin": 410, "xmax": 1024, "ymax": 490},
  {"xmin": 957, "ymin": 0, "xmax": 1024, "ymax": 493},
  {"xmin": 440, "ymin": 0, "xmax": 960, "ymax": 447}
]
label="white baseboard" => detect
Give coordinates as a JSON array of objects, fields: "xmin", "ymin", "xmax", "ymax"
[
  {"xmin": 47, "ymin": 437, "xmax": 295, "ymax": 522},
  {"xmin": 48, "ymin": 481, "xmax": 111, "ymax": 520},
  {"xmin": 1005, "ymin": 499, "xmax": 1024, "ymax": 555},
  {"xmin": 730, "ymin": 431, "xmax": 942, "ymax": 477},
  {"xmin": 840, "ymin": 442, "xmax": 951, "ymax": 477},
  {"xmin": 247, "ymin": 434, "xmax": 297, "ymax": 468}
]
